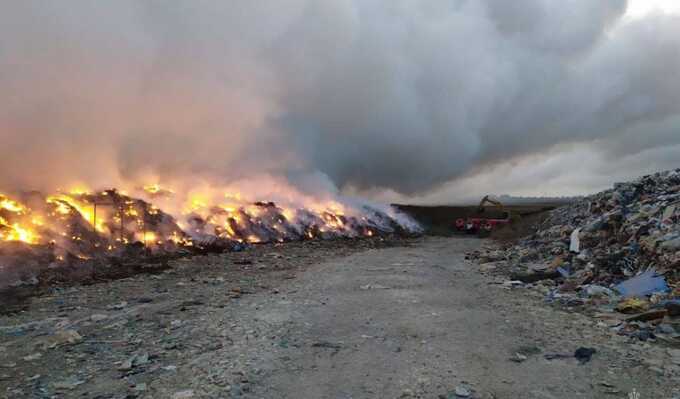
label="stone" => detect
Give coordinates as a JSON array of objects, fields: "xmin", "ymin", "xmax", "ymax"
[
  {"xmin": 172, "ymin": 390, "xmax": 195, "ymax": 399},
  {"xmin": 52, "ymin": 377, "xmax": 85, "ymax": 390},
  {"xmin": 47, "ymin": 329, "xmax": 83, "ymax": 348},
  {"xmin": 23, "ymin": 353, "xmax": 42, "ymax": 361},
  {"xmin": 454, "ymin": 385, "xmax": 471, "ymax": 397}
]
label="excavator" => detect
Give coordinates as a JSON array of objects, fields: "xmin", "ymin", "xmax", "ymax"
[{"xmin": 454, "ymin": 195, "xmax": 518, "ymax": 236}]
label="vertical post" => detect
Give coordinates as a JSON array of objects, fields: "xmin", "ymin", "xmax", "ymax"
[
  {"xmin": 142, "ymin": 209, "xmax": 147, "ymax": 247},
  {"xmin": 119, "ymin": 206, "xmax": 124, "ymax": 244}
]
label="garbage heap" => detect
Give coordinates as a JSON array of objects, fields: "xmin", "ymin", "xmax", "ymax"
[{"xmin": 470, "ymin": 168, "xmax": 680, "ymax": 343}]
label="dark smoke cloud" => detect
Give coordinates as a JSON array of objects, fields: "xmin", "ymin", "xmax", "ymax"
[{"xmin": 1, "ymin": 0, "xmax": 679, "ymax": 197}]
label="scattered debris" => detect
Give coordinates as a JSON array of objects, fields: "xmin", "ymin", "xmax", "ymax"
[
  {"xmin": 311, "ymin": 341, "xmax": 343, "ymax": 350},
  {"xmin": 90, "ymin": 313, "xmax": 109, "ymax": 321},
  {"xmin": 107, "ymin": 301, "xmax": 128, "ymax": 310},
  {"xmin": 118, "ymin": 352, "xmax": 150, "ymax": 371},
  {"xmin": 52, "ymin": 376, "xmax": 86, "ymax": 390},
  {"xmin": 625, "ymin": 309, "xmax": 668, "ymax": 322},
  {"xmin": 452, "ymin": 384, "xmax": 472, "ymax": 398},
  {"xmin": 544, "ymin": 352, "xmax": 573, "ymax": 361},
  {"xmin": 22, "ymin": 353, "xmax": 42, "ymax": 361},
  {"xmin": 614, "ymin": 269, "xmax": 669, "ymax": 298},
  {"xmin": 569, "ymin": 228, "xmax": 581, "ymax": 253},
  {"xmin": 574, "ymin": 347, "xmax": 597, "ymax": 364},
  {"xmin": 46, "ymin": 329, "xmax": 83, "ymax": 348},
  {"xmin": 510, "ymin": 269, "xmax": 560, "ymax": 283},
  {"xmin": 172, "ymin": 389, "xmax": 195, "ymax": 399},
  {"xmin": 616, "ymin": 298, "xmax": 649, "ymax": 314},
  {"xmin": 470, "ymin": 169, "xmax": 680, "ymax": 347},
  {"xmin": 360, "ymin": 283, "xmax": 391, "ymax": 290},
  {"xmin": 509, "ymin": 352, "xmax": 528, "ymax": 363}
]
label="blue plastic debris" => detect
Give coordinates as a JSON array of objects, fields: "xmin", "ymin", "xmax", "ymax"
[
  {"xmin": 613, "ymin": 269, "xmax": 670, "ymax": 298},
  {"xmin": 557, "ymin": 266, "xmax": 571, "ymax": 278}
]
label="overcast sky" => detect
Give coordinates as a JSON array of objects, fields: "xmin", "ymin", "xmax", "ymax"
[{"xmin": 0, "ymin": 0, "xmax": 679, "ymax": 204}]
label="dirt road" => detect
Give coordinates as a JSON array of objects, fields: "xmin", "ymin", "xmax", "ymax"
[{"xmin": 1, "ymin": 237, "xmax": 676, "ymax": 398}]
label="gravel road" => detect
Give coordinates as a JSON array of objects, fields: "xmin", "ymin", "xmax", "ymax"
[{"xmin": 1, "ymin": 237, "xmax": 676, "ymax": 398}]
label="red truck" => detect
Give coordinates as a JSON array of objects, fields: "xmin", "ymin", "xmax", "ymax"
[{"xmin": 454, "ymin": 196, "xmax": 514, "ymax": 236}]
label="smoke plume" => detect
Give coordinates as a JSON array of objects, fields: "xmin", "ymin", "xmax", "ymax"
[{"xmin": 1, "ymin": 0, "xmax": 679, "ymax": 199}]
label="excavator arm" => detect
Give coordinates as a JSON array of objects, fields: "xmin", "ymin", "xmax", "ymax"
[{"xmin": 477, "ymin": 195, "xmax": 504, "ymax": 213}]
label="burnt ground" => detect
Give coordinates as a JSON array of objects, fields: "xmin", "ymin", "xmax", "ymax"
[{"xmin": 1, "ymin": 236, "xmax": 678, "ymax": 398}]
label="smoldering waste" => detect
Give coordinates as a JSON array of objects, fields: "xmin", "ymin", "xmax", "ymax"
[{"xmin": 0, "ymin": 188, "xmax": 421, "ymax": 291}]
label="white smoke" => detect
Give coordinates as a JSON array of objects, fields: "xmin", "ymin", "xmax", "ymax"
[{"xmin": 1, "ymin": 1, "xmax": 679, "ymax": 199}]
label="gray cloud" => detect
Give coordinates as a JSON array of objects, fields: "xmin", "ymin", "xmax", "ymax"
[{"xmin": 0, "ymin": 0, "xmax": 678, "ymax": 197}]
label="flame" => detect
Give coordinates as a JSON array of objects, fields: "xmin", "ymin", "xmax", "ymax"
[
  {"xmin": 0, "ymin": 195, "xmax": 27, "ymax": 214},
  {"xmin": 68, "ymin": 186, "xmax": 92, "ymax": 195},
  {"xmin": 143, "ymin": 183, "xmax": 175, "ymax": 196},
  {"xmin": 47, "ymin": 194, "xmax": 106, "ymax": 232},
  {"xmin": 0, "ymin": 216, "xmax": 39, "ymax": 244},
  {"xmin": 0, "ymin": 179, "xmax": 418, "ymax": 256},
  {"xmin": 185, "ymin": 196, "xmax": 208, "ymax": 214},
  {"xmin": 144, "ymin": 184, "xmax": 162, "ymax": 194}
]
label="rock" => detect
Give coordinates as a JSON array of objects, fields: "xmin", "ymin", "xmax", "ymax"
[
  {"xmin": 502, "ymin": 280, "xmax": 525, "ymax": 289},
  {"xmin": 118, "ymin": 358, "xmax": 134, "ymax": 371},
  {"xmin": 510, "ymin": 352, "xmax": 527, "ymax": 363},
  {"xmin": 668, "ymin": 349, "xmax": 680, "ymax": 366},
  {"xmin": 90, "ymin": 314, "xmax": 109, "ymax": 321},
  {"xmin": 664, "ymin": 300, "xmax": 680, "ymax": 316},
  {"xmin": 574, "ymin": 347, "xmax": 596, "ymax": 364},
  {"xmin": 655, "ymin": 323, "xmax": 676, "ymax": 335},
  {"xmin": 118, "ymin": 352, "xmax": 150, "ymax": 371},
  {"xmin": 172, "ymin": 389, "xmax": 195, "ymax": 399},
  {"xmin": 107, "ymin": 301, "xmax": 128, "ymax": 310},
  {"xmin": 52, "ymin": 377, "xmax": 85, "ymax": 390},
  {"xmin": 133, "ymin": 383, "xmax": 148, "ymax": 391},
  {"xmin": 22, "ymin": 352, "xmax": 42, "ymax": 361},
  {"xmin": 625, "ymin": 309, "xmax": 667, "ymax": 322},
  {"xmin": 660, "ymin": 237, "xmax": 680, "ymax": 251},
  {"xmin": 360, "ymin": 284, "xmax": 390, "ymax": 290},
  {"xmin": 47, "ymin": 329, "xmax": 83, "ymax": 348},
  {"xmin": 583, "ymin": 285, "xmax": 615, "ymax": 298},
  {"xmin": 453, "ymin": 385, "xmax": 471, "ymax": 397},
  {"xmin": 509, "ymin": 270, "xmax": 560, "ymax": 283}
]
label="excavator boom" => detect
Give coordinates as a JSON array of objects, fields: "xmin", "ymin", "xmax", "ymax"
[
  {"xmin": 455, "ymin": 195, "xmax": 518, "ymax": 236},
  {"xmin": 477, "ymin": 195, "xmax": 504, "ymax": 213}
]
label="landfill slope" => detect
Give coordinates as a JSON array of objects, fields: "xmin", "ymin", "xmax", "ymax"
[{"xmin": 471, "ymin": 168, "xmax": 680, "ymax": 346}]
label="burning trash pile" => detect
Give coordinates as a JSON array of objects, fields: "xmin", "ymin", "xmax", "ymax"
[
  {"xmin": 470, "ymin": 168, "xmax": 680, "ymax": 344},
  {"xmin": 0, "ymin": 185, "xmax": 420, "ymax": 291}
]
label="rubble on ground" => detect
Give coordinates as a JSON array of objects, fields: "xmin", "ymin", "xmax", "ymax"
[
  {"xmin": 0, "ymin": 237, "xmax": 410, "ymax": 398},
  {"xmin": 470, "ymin": 168, "xmax": 680, "ymax": 345}
]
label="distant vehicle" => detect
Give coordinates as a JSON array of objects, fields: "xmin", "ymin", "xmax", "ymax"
[{"xmin": 455, "ymin": 195, "xmax": 515, "ymax": 236}]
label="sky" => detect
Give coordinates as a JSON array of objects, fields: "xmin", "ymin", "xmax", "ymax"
[
  {"xmin": 1, "ymin": 0, "xmax": 679, "ymax": 204},
  {"xmin": 626, "ymin": 0, "xmax": 680, "ymax": 18}
]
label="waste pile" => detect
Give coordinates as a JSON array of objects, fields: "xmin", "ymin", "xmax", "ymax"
[
  {"xmin": 0, "ymin": 188, "xmax": 421, "ymax": 293},
  {"xmin": 470, "ymin": 169, "xmax": 680, "ymax": 344}
]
